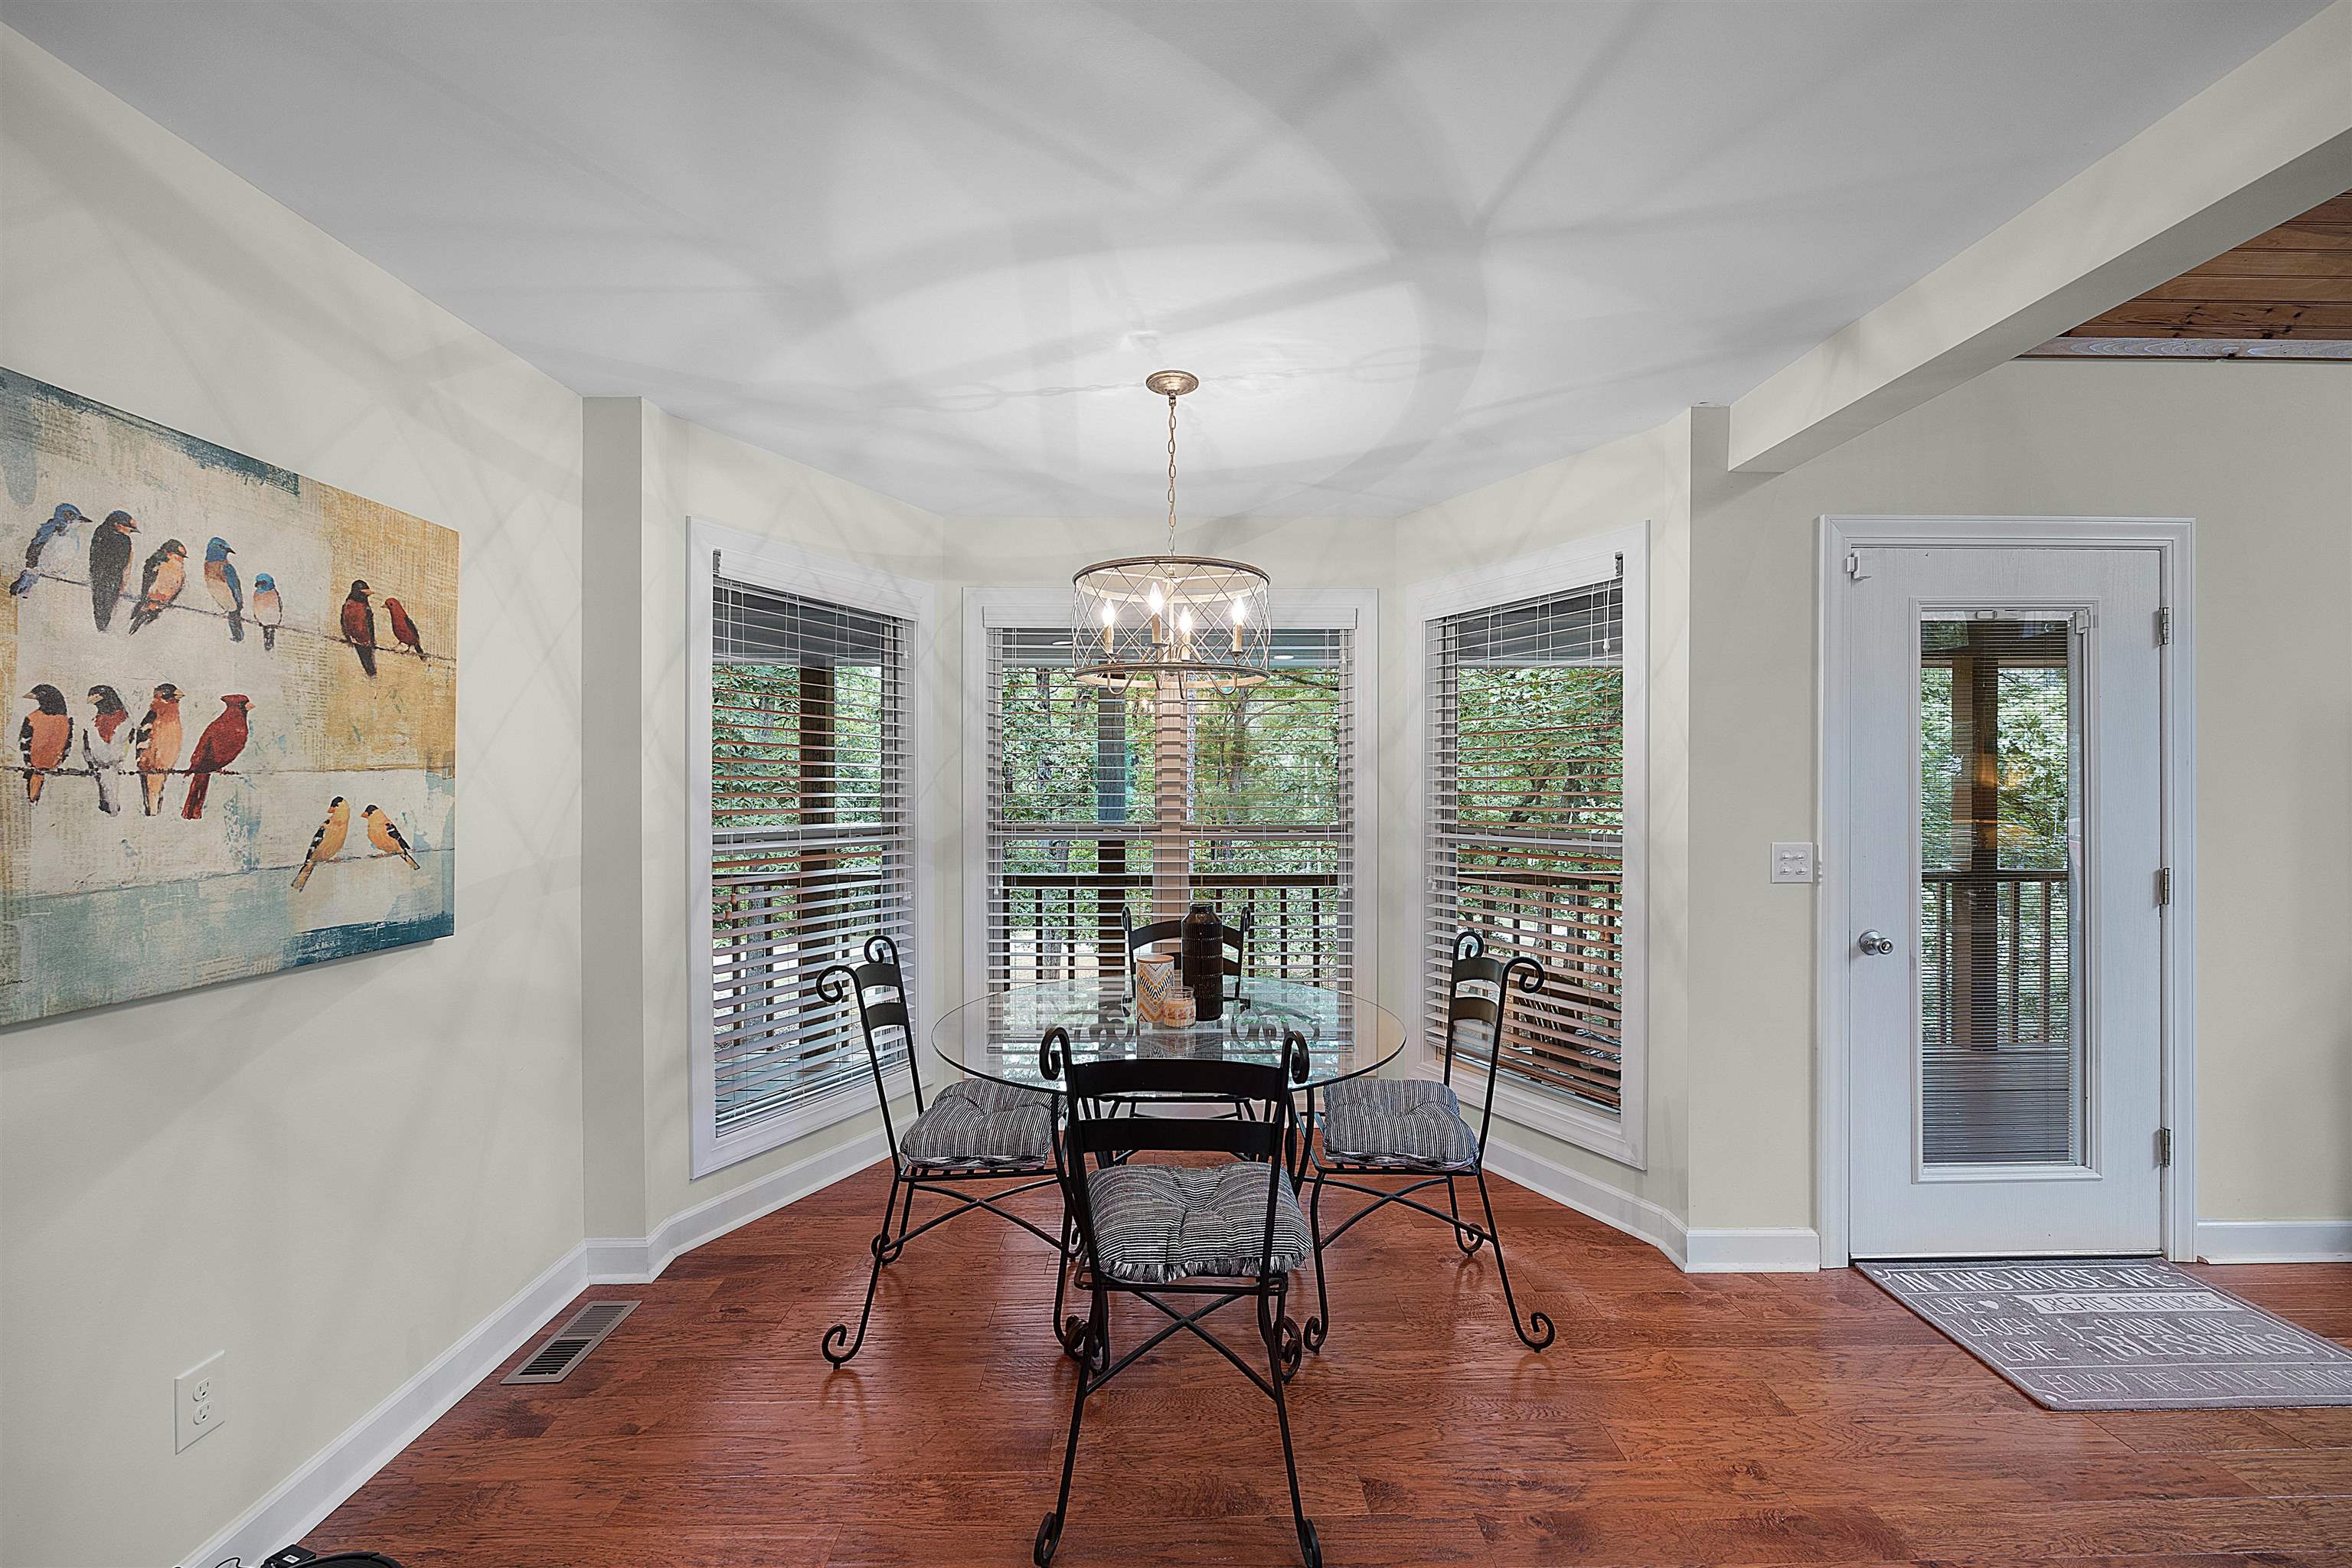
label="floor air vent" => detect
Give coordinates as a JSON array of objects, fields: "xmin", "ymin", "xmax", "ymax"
[{"xmin": 504, "ymin": 1299, "xmax": 639, "ymax": 1385}]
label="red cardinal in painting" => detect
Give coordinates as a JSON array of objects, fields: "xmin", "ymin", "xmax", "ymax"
[
  {"xmin": 180, "ymin": 695, "xmax": 251, "ymax": 820},
  {"xmin": 132, "ymin": 682, "xmax": 184, "ymax": 816},
  {"xmin": 341, "ymin": 580, "xmax": 377, "ymax": 676},
  {"xmin": 384, "ymin": 596, "xmax": 426, "ymax": 660},
  {"xmin": 18, "ymin": 684, "xmax": 73, "ymax": 804}
]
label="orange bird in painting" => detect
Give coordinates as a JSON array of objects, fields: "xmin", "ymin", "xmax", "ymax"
[
  {"xmin": 126, "ymin": 539, "xmax": 188, "ymax": 635},
  {"xmin": 341, "ymin": 580, "xmax": 377, "ymax": 677},
  {"xmin": 292, "ymin": 796, "xmax": 349, "ymax": 890},
  {"xmin": 131, "ymin": 682, "xmax": 184, "ymax": 816},
  {"xmin": 180, "ymin": 695, "xmax": 251, "ymax": 820},
  {"xmin": 384, "ymin": 596, "xmax": 426, "ymax": 660},
  {"xmin": 18, "ymin": 684, "xmax": 73, "ymax": 804},
  {"xmin": 362, "ymin": 805, "xmax": 420, "ymax": 868}
]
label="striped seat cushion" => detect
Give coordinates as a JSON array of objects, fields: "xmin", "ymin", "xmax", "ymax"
[
  {"xmin": 898, "ymin": 1077, "xmax": 1054, "ymax": 1170},
  {"xmin": 1084, "ymin": 1161, "xmax": 1311, "ymax": 1283},
  {"xmin": 1319, "ymin": 1076, "xmax": 1481, "ymax": 1171}
]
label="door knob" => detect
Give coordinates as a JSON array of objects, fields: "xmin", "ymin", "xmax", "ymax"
[{"xmin": 1857, "ymin": 929, "xmax": 1896, "ymax": 956}]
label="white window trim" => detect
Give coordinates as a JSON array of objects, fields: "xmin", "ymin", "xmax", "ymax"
[
  {"xmin": 1404, "ymin": 523, "xmax": 1649, "ymax": 1169},
  {"xmin": 959, "ymin": 586, "xmax": 1378, "ymax": 1062},
  {"xmin": 688, "ymin": 517, "xmax": 936, "ymax": 1178}
]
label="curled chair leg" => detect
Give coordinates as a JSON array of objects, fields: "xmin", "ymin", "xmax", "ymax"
[
  {"xmin": 1302, "ymin": 1166, "xmax": 1331, "ymax": 1354},
  {"xmin": 1037, "ymin": 1287, "xmax": 1102, "ymax": 1566},
  {"xmin": 1472, "ymin": 1164, "xmax": 1555, "ymax": 1351},
  {"xmin": 1262, "ymin": 1279, "xmax": 1320, "ymax": 1568},
  {"xmin": 1048, "ymin": 1210, "xmax": 1074, "ymax": 1356},
  {"xmin": 823, "ymin": 1167, "xmax": 904, "ymax": 1366},
  {"xmin": 1446, "ymin": 1173, "xmax": 1485, "ymax": 1256}
]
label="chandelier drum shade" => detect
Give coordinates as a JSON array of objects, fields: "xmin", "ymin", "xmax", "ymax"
[{"xmin": 1070, "ymin": 372, "xmax": 1272, "ymax": 691}]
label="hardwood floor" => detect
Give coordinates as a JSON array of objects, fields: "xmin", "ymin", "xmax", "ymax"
[{"xmin": 316, "ymin": 1162, "xmax": 2352, "ymax": 1566}]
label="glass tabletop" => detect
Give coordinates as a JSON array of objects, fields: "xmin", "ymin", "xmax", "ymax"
[{"xmin": 933, "ymin": 976, "xmax": 1405, "ymax": 1092}]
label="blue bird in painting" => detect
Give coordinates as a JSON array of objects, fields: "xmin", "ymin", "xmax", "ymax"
[
  {"xmin": 11, "ymin": 504, "xmax": 82, "ymax": 597},
  {"xmin": 251, "ymin": 573, "xmax": 283, "ymax": 651},
  {"xmin": 203, "ymin": 537, "xmax": 243, "ymax": 642}
]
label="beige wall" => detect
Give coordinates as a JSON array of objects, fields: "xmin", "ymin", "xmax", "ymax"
[
  {"xmin": 1686, "ymin": 358, "xmax": 2352, "ymax": 1233},
  {"xmin": 0, "ymin": 32, "xmax": 586, "ymax": 1568},
  {"xmin": 578, "ymin": 400, "xmax": 950, "ymax": 1243},
  {"xmin": 1385, "ymin": 419, "xmax": 1696, "ymax": 1222}
]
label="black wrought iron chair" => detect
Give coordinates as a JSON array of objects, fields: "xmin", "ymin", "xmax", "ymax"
[
  {"xmin": 817, "ymin": 936, "xmax": 1073, "ymax": 1367},
  {"xmin": 1302, "ymin": 931, "xmax": 1557, "ymax": 1353},
  {"xmin": 1119, "ymin": 903, "xmax": 1253, "ymax": 1008},
  {"xmin": 1034, "ymin": 1034, "xmax": 1323, "ymax": 1568}
]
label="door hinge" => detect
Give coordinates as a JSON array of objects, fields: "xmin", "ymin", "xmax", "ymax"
[
  {"xmin": 1845, "ymin": 550, "xmax": 1868, "ymax": 582},
  {"xmin": 2155, "ymin": 1127, "xmax": 2173, "ymax": 1168},
  {"xmin": 2155, "ymin": 606, "xmax": 2171, "ymax": 645},
  {"xmin": 2157, "ymin": 867, "xmax": 2172, "ymax": 906}
]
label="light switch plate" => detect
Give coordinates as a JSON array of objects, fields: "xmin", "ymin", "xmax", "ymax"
[
  {"xmin": 176, "ymin": 1351, "xmax": 224, "ymax": 1452},
  {"xmin": 1770, "ymin": 842, "xmax": 1816, "ymax": 884}
]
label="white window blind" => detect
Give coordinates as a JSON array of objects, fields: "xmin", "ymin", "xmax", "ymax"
[
  {"xmin": 1426, "ymin": 572, "xmax": 1627, "ymax": 1114},
  {"xmin": 709, "ymin": 577, "xmax": 911, "ymax": 1133},
  {"xmin": 983, "ymin": 624, "xmax": 1355, "ymax": 995}
]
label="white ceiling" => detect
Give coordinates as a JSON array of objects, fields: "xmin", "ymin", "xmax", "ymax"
[{"xmin": 10, "ymin": 2, "xmax": 2323, "ymax": 518}]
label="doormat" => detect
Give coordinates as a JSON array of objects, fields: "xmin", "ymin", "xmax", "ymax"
[{"xmin": 1857, "ymin": 1256, "xmax": 2352, "ymax": 1410}]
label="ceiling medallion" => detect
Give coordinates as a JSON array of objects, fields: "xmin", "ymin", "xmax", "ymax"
[{"xmin": 1070, "ymin": 371, "xmax": 1270, "ymax": 694}]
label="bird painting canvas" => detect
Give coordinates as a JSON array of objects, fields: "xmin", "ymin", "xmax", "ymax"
[{"xmin": 0, "ymin": 369, "xmax": 458, "ymax": 1025}]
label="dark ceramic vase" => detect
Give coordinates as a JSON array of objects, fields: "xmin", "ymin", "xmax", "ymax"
[{"xmin": 1181, "ymin": 902, "xmax": 1224, "ymax": 1021}]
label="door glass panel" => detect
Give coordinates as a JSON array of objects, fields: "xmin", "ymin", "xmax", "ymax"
[{"xmin": 1918, "ymin": 616, "xmax": 2081, "ymax": 1167}]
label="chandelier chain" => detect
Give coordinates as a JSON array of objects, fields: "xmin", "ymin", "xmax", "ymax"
[{"xmin": 1165, "ymin": 392, "xmax": 1180, "ymax": 550}]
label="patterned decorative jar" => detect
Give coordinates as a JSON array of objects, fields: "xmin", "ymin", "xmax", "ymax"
[{"xmin": 1134, "ymin": 953, "xmax": 1182, "ymax": 1024}]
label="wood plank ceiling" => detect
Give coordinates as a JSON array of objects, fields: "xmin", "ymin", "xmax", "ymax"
[{"xmin": 2025, "ymin": 190, "xmax": 2352, "ymax": 358}]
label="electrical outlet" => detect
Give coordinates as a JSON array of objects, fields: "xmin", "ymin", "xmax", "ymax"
[
  {"xmin": 176, "ymin": 1351, "xmax": 225, "ymax": 1452},
  {"xmin": 1769, "ymin": 841, "xmax": 1816, "ymax": 884}
]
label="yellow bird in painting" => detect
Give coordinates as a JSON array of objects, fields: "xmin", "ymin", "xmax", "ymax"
[
  {"xmin": 292, "ymin": 796, "xmax": 349, "ymax": 890},
  {"xmin": 362, "ymin": 805, "xmax": 420, "ymax": 869}
]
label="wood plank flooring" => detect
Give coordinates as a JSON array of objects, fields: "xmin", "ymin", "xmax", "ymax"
[{"xmin": 315, "ymin": 1162, "xmax": 2352, "ymax": 1566}]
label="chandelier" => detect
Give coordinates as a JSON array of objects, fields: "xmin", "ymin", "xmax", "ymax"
[{"xmin": 1071, "ymin": 371, "xmax": 1271, "ymax": 691}]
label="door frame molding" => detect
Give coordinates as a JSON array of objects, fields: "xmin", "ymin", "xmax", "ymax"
[{"xmin": 1816, "ymin": 515, "xmax": 2195, "ymax": 1265}]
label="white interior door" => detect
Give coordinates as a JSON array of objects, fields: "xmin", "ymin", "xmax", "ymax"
[{"xmin": 1845, "ymin": 544, "xmax": 2165, "ymax": 1258}]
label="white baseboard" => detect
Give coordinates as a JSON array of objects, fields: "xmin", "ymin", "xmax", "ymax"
[
  {"xmin": 179, "ymin": 1130, "xmax": 890, "ymax": 1568},
  {"xmin": 2195, "ymin": 1219, "xmax": 2352, "ymax": 1264},
  {"xmin": 1684, "ymin": 1227, "xmax": 1822, "ymax": 1272},
  {"xmin": 1479, "ymin": 1133, "xmax": 1691, "ymax": 1269},
  {"xmin": 586, "ymin": 1126, "xmax": 891, "ymax": 1284},
  {"xmin": 1479, "ymin": 1135, "xmax": 1820, "ymax": 1273}
]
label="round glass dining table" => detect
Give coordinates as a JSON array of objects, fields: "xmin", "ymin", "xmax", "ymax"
[{"xmin": 932, "ymin": 975, "xmax": 1405, "ymax": 1093}]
